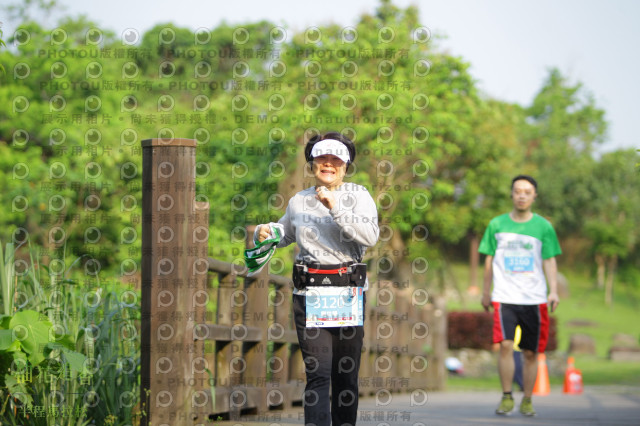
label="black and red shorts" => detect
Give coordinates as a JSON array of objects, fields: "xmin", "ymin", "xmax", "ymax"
[{"xmin": 492, "ymin": 302, "xmax": 549, "ymax": 353}]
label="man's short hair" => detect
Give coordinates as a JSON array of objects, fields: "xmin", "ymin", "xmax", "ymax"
[{"xmin": 511, "ymin": 175, "xmax": 538, "ymax": 191}]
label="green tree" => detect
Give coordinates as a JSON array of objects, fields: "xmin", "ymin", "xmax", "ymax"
[
  {"xmin": 523, "ymin": 68, "xmax": 607, "ymax": 235},
  {"xmin": 462, "ymin": 100, "xmax": 525, "ymax": 294},
  {"xmin": 0, "ymin": 25, "xmax": 6, "ymax": 73},
  {"xmin": 0, "ymin": 0, "xmax": 623, "ymax": 303},
  {"xmin": 583, "ymin": 149, "xmax": 640, "ymax": 306},
  {"xmin": 267, "ymin": 1, "xmax": 504, "ymax": 290},
  {"xmin": 0, "ymin": 17, "xmax": 133, "ymax": 276}
]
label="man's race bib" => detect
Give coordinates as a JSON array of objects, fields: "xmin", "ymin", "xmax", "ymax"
[
  {"xmin": 504, "ymin": 254, "xmax": 534, "ymax": 273},
  {"xmin": 305, "ymin": 287, "xmax": 364, "ymax": 327}
]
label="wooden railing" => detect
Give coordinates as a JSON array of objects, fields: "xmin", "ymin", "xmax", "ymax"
[
  {"xmin": 202, "ymin": 257, "xmax": 447, "ymax": 418},
  {"xmin": 141, "ymin": 138, "xmax": 446, "ymax": 425}
]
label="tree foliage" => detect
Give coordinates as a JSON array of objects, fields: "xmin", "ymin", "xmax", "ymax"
[{"xmin": 0, "ymin": 0, "xmax": 636, "ymax": 293}]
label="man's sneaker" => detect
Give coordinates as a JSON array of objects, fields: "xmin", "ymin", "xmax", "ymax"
[
  {"xmin": 495, "ymin": 394, "xmax": 514, "ymax": 415},
  {"xmin": 520, "ymin": 396, "xmax": 536, "ymax": 417}
]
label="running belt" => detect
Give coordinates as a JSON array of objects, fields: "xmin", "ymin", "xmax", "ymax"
[{"xmin": 244, "ymin": 224, "xmax": 283, "ymax": 276}]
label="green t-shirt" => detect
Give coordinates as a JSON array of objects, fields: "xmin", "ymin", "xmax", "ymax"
[{"xmin": 479, "ymin": 213, "xmax": 561, "ymax": 304}]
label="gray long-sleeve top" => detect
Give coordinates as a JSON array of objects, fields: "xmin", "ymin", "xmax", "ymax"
[
  {"xmin": 257, "ymin": 182, "xmax": 379, "ymax": 268},
  {"xmin": 277, "ymin": 182, "xmax": 379, "ymax": 265}
]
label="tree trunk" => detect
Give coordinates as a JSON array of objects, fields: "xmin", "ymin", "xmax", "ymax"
[
  {"xmin": 446, "ymin": 261, "xmax": 466, "ymax": 309},
  {"xmin": 595, "ymin": 253, "xmax": 605, "ymax": 289},
  {"xmin": 604, "ymin": 255, "xmax": 617, "ymax": 307},
  {"xmin": 468, "ymin": 233, "xmax": 479, "ymax": 295}
]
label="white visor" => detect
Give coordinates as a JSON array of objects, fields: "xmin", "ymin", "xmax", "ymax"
[{"xmin": 310, "ymin": 139, "xmax": 350, "ymax": 164}]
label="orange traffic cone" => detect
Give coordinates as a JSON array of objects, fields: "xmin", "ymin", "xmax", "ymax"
[
  {"xmin": 533, "ymin": 353, "xmax": 550, "ymax": 395},
  {"xmin": 563, "ymin": 356, "xmax": 583, "ymax": 394}
]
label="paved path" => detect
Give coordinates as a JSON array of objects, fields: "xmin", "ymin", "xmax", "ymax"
[{"xmin": 216, "ymin": 386, "xmax": 640, "ymax": 425}]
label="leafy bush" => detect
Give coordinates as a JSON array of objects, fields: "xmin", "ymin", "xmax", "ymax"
[
  {"xmin": 448, "ymin": 311, "xmax": 557, "ymax": 351},
  {"xmin": 447, "ymin": 311, "xmax": 494, "ymax": 350},
  {"xmin": 0, "ymin": 241, "xmax": 140, "ymax": 425}
]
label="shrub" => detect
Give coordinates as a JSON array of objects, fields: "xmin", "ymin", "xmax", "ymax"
[
  {"xmin": 448, "ymin": 311, "xmax": 557, "ymax": 351},
  {"xmin": 0, "ymin": 241, "xmax": 140, "ymax": 425},
  {"xmin": 448, "ymin": 311, "xmax": 494, "ymax": 350}
]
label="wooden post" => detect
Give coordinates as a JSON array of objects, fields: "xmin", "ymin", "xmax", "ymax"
[
  {"xmin": 141, "ymin": 138, "xmax": 203, "ymax": 425},
  {"xmin": 431, "ymin": 295, "xmax": 447, "ymax": 390},
  {"xmin": 241, "ymin": 225, "xmax": 269, "ymax": 413},
  {"xmin": 191, "ymin": 200, "xmax": 211, "ymax": 420},
  {"xmin": 394, "ymin": 288, "xmax": 410, "ymax": 392},
  {"xmin": 468, "ymin": 233, "xmax": 480, "ymax": 295},
  {"xmin": 269, "ymin": 275, "xmax": 295, "ymax": 408}
]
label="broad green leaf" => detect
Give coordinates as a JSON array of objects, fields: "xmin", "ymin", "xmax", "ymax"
[
  {"xmin": 4, "ymin": 373, "xmax": 34, "ymax": 407},
  {"xmin": 62, "ymin": 349, "xmax": 87, "ymax": 373},
  {"xmin": 44, "ymin": 343, "xmax": 87, "ymax": 373},
  {"xmin": 9, "ymin": 310, "xmax": 52, "ymax": 357},
  {"xmin": 0, "ymin": 329, "xmax": 13, "ymax": 350},
  {"xmin": 0, "ymin": 314, "xmax": 11, "ymax": 328},
  {"xmin": 54, "ymin": 333, "xmax": 76, "ymax": 351}
]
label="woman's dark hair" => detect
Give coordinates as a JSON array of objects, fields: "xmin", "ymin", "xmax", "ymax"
[{"xmin": 304, "ymin": 132, "xmax": 356, "ymax": 171}]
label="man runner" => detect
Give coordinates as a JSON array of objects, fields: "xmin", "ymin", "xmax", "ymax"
[{"xmin": 479, "ymin": 175, "xmax": 561, "ymax": 417}]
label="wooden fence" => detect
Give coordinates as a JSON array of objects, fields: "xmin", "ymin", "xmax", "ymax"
[{"xmin": 141, "ymin": 138, "xmax": 446, "ymax": 425}]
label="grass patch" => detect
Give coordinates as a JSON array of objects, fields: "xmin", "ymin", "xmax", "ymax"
[
  {"xmin": 446, "ymin": 374, "xmax": 499, "ymax": 392},
  {"xmin": 555, "ymin": 267, "xmax": 640, "ymax": 357},
  {"xmin": 446, "ymin": 356, "xmax": 640, "ymax": 391},
  {"xmin": 573, "ymin": 355, "xmax": 640, "ymax": 386}
]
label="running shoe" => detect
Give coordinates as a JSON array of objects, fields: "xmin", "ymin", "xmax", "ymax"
[
  {"xmin": 520, "ymin": 396, "xmax": 536, "ymax": 417},
  {"xmin": 495, "ymin": 394, "xmax": 514, "ymax": 415}
]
